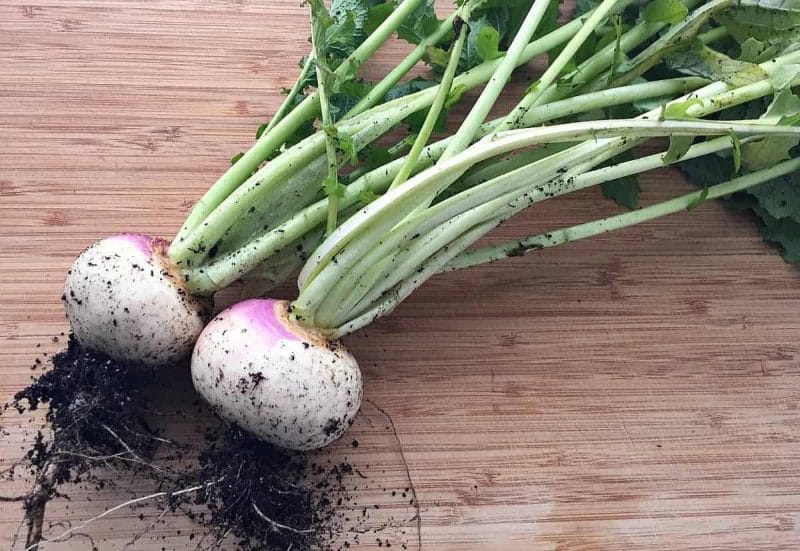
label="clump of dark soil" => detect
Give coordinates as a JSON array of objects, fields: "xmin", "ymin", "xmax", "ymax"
[
  {"xmin": 3, "ymin": 338, "xmax": 377, "ymax": 550},
  {"xmin": 169, "ymin": 426, "xmax": 355, "ymax": 550},
  {"xmin": 6, "ymin": 336, "xmax": 162, "ymax": 549}
]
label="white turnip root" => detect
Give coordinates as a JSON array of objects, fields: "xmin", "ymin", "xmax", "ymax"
[
  {"xmin": 191, "ymin": 298, "xmax": 362, "ymax": 451},
  {"xmin": 63, "ymin": 233, "xmax": 207, "ymax": 366}
]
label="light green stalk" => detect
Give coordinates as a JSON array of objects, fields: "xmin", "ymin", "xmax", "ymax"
[
  {"xmin": 445, "ymin": 156, "xmax": 800, "ymax": 272},
  {"xmin": 496, "ymin": 0, "xmax": 631, "ymax": 132},
  {"xmin": 266, "ymin": 54, "xmax": 315, "ymax": 135},
  {"xmin": 333, "ymin": 156, "xmax": 800, "ymax": 337},
  {"xmin": 311, "ymin": 19, "xmax": 340, "ymax": 235},
  {"xmin": 173, "ymin": 14, "xmax": 587, "ymax": 268},
  {"xmin": 339, "ymin": 135, "xmax": 751, "ymax": 322},
  {"xmin": 169, "ymin": 0, "xmax": 427, "ymax": 253},
  {"xmin": 294, "ymin": 119, "xmax": 800, "ymax": 327},
  {"xmin": 294, "ymin": 48, "xmax": 800, "ymax": 326},
  {"xmin": 388, "ymin": 3, "xmax": 472, "ymax": 192},
  {"xmin": 184, "ymin": 78, "xmax": 705, "ymax": 294},
  {"xmin": 347, "ymin": 11, "xmax": 459, "ymax": 119},
  {"xmin": 438, "ymin": 0, "xmax": 559, "ymax": 162}
]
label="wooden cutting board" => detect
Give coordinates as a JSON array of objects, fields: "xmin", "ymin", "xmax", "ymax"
[{"xmin": 2, "ymin": 1, "xmax": 799, "ymax": 549}]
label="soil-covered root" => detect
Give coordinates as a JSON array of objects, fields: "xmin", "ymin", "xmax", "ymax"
[
  {"xmin": 167, "ymin": 426, "xmax": 356, "ymax": 551},
  {"xmin": 7, "ymin": 337, "xmax": 164, "ymax": 549}
]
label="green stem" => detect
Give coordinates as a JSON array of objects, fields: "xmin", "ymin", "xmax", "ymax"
[
  {"xmin": 445, "ymin": 157, "xmax": 800, "ymax": 271},
  {"xmin": 592, "ymin": 0, "xmax": 735, "ymax": 91},
  {"xmin": 332, "ymin": 220, "xmax": 495, "ymax": 338},
  {"xmin": 347, "ymin": 11, "xmax": 459, "ymax": 119},
  {"xmin": 266, "ymin": 54, "xmax": 315, "ymax": 135},
  {"xmin": 508, "ymin": 0, "xmax": 705, "ymax": 113},
  {"xmin": 322, "ymin": 131, "xmax": 767, "ymax": 327},
  {"xmin": 185, "ymin": 37, "xmax": 798, "ymax": 295},
  {"xmin": 388, "ymin": 6, "xmax": 471, "ymax": 192},
  {"xmin": 173, "ymin": 13, "xmax": 585, "ymax": 269},
  {"xmin": 169, "ymin": 0, "xmax": 427, "ymax": 255},
  {"xmin": 294, "ymin": 44, "xmax": 800, "ymax": 319},
  {"xmin": 442, "ymin": 135, "xmax": 756, "ymax": 272},
  {"xmin": 497, "ymin": 0, "xmax": 633, "ymax": 132},
  {"xmin": 310, "ymin": 4, "xmax": 340, "ymax": 236},
  {"xmin": 183, "ymin": 77, "xmax": 704, "ymax": 294},
  {"xmin": 333, "ymin": 156, "xmax": 800, "ymax": 337},
  {"xmin": 439, "ymin": 0, "xmax": 559, "ymax": 162},
  {"xmin": 294, "ymin": 119, "xmax": 799, "ymax": 325}
]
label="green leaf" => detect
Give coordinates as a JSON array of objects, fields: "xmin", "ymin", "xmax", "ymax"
[
  {"xmin": 323, "ymin": 124, "xmax": 338, "ymax": 138},
  {"xmin": 601, "ymin": 178, "xmax": 640, "ymax": 210},
  {"xmin": 406, "ymin": 107, "xmax": 446, "ymax": 134},
  {"xmin": 366, "ymin": 2, "xmax": 395, "ymax": 34},
  {"xmin": 308, "ymin": 0, "xmax": 386, "ymax": 80},
  {"xmin": 255, "ymin": 122, "xmax": 268, "ymax": 140},
  {"xmin": 679, "ymin": 151, "xmax": 735, "ymax": 188},
  {"xmin": 444, "ymin": 83, "xmax": 467, "ymax": 110},
  {"xmin": 474, "ymin": 1, "xmax": 560, "ymax": 43},
  {"xmin": 666, "ymin": 40, "xmax": 768, "ymax": 88},
  {"xmin": 664, "ymin": 135, "xmax": 694, "ymax": 163},
  {"xmin": 362, "ymin": 146, "xmax": 392, "ymax": 170},
  {"xmin": 748, "ymin": 170, "xmax": 800, "ymax": 221},
  {"xmin": 761, "ymin": 216, "xmax": 800, "ymax": 261},
  {"xmin": 397, "ymin": 0, "xmax": 441, "ymax": 45},
  {"xmin": 476, "ymin": 24, "xmax": 502, "ymax": 62},
  {"xmin": 335, "ymin": 129, "xmax": 359, "ymax": 164},
  {"xmin": 612, "ymin": 2, "xmax": 728, "ymax": 87},
  {"xmin": 644, "ymin": 0, "xmax": 689, "ymax": 24},
  {"xmin": 768, "ymin": 64, "xmax": 800, "ymax": 91},
  {"xmin": 742, "ymin": 89, "xmax": 800, "ymax": 171},
  {"xmin": 716, "ymin": 0, "xmax": 800, "ymax": 58},
  {"xmin": 576, "ymin": 0, "xmax": 600, "ymax": 15},
  {"xmin": 323, "ymin": 124, "xmax": 358, "ymax": 164},
  {"xmin": 384, "ymin": 76, "xmax": 437, "ymax": 101},
  {"xmin": 230, "ymin": 152, "xmax": 244, "ymax": 165},
  {"xmin": 738, "ymin": 37, "xmax": 774, "ymax": 63},
  {"xmin": 730, "ymin": 131, "xmax": 742, "ymax": 176},
  {"xmin": 329, "ymin": 79, "xmax": 374, "ymax": 120},
  {"xmin": 332, "ymin": 0, "xmax": 387, "ymax": 38},
  {"xmin": 724, "ymin": 0, "xmax": 800, "ymax": 32},
  {"xmin": 322, "ymin": 175, "xmax": 346, "ymax": 198},
  {"xmin": 687, "ymin": 186, "xmax": 710, "ymax": 211},
  {"xmin": 743, "ymin": 138, "xmax": 799, "ymax": 172},
  {"xmin": 598, "ymin": 150, "xmax": 641, "ymax": 210},
  {"xmin": 423, "ymin": 45, "xmax": 449, "ymax": 69},
  {"xmin": 680, "ymin": 135, "xmax": 800, "ymax": 265},
  {"xmin": 309, "ymin": 0, "xmax": 350, "ymax": 61},
  {"xmin": 358, "ymin": 189, "xmax": 380, "ymax": 205},
  {"xmin": 663, "ymin": 97, "xmax": 704, "ymax": 119},
  {"xmin": 459, "ymin": 17, "xmax": 497, "ymax": 71}
]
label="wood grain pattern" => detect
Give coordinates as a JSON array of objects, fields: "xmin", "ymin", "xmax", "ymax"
[{"xmin": 2, "ymin": 1, "xmax": 800, "ymax": 549}]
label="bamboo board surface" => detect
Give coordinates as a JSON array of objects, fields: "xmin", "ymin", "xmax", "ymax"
[{"xmin": 1, "ymin": 1, "xmax": 800, "ymax": 549}]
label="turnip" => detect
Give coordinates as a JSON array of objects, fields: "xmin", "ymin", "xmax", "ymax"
[
  {"xmin": 191, "ymin": 298, "xmax": 362, "ymax": 450},
  {"xmin": 63, "ymin": 233, "xmax": 208, "ymax": 366}
]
